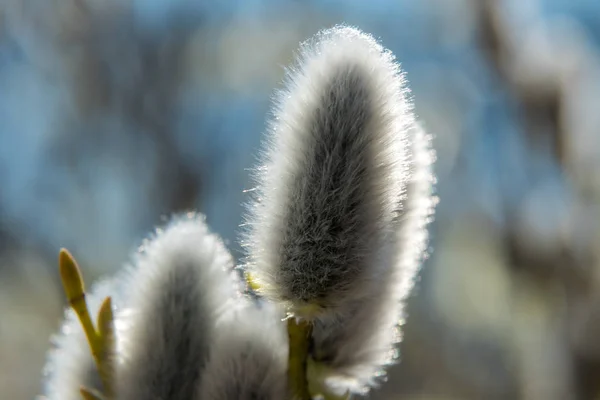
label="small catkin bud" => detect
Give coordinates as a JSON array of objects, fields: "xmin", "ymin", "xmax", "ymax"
[
  {"xmin": 242, "ymin": 25, "xmax": 417, "ymax": 319},
  {"xmin": 116, "ymin": 213, "xmax": 240, "ymax": 400},
  {"xmin": 198, "ymin": 300, "xmax": 289, "ymax": 400}
]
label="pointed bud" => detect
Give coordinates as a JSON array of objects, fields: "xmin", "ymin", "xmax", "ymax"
[
  {"xmin": 58, "ymin": 249, "xmax": 86, "ymax": 305},
  {"xmin": 42, "ymin": 277, "xmax": 121, "ymax": 400}
]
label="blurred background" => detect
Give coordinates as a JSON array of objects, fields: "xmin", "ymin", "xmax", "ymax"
[{"xmin": 1, "ymin": 0, "xmax": 600, "ymax": 399}]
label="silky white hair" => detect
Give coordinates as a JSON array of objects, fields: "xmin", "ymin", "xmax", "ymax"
[
  {"xmin": 243, "ymin": 25, "xmax": 414, "ymax": 316},
  {"xmin": 243, "ymin": 25, "xmax": 435, "ymax": 394},
  {"xmin": 310, "ymin": 124, "xmax": 435, "ymax": 394},
  {"xmin": 198, "ymin": 300, "xmax": 289, "ymax": 400},
  {"xmin": 116, "ymin": 213, "xmax": 239, "ymax": 400}
]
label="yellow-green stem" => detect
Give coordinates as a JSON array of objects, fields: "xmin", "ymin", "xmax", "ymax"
[{"xmin": 288, "ymin": 318, "xmax": 312, "ymax": 400}]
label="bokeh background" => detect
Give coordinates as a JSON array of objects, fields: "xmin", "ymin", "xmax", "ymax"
[{"xmin": 2, "ymin": 0, "xmax": 600, "ymax": 399}]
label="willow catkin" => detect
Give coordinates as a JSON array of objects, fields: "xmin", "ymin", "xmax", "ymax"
[
  {"xmin": 243, "ymin": 25, "xmax": 420, "ymax": 316},
  {"xmin": 243, "ymin": 25, "xmax": 435, "ymax": 394},
  {"xmin": 116, "ymin": 213, "xmax": 239, "ymax": 400}
]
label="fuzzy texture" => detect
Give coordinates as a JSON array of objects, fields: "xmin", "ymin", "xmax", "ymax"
[
  {"xmin": 243, "ymin": 25, "xmax": 436, "ymax": 394},
  {"xmin": 40, "ymin": 24, "xmax": 436, "ymax": 400},
  {"xmin": 40, "ymin": 273, "xmax": 127, "ymax": 400},
  {"xmin": 42, "ymin": 213, "xmax": 286, "ymax": 400},
  {"xmin": 311, "ymin": 124, "xmax": 436, "ymax": 394},
  {"xmin": 198, "ymin": 300, "xmax": 289, "ymax": 400},
  {"xmin": 242, "ymin": 25, "xmax": 414, "ymax": 317},
  {"xmin": 116, "ymin": 212, "xmax": 240, "ymax": 400}
]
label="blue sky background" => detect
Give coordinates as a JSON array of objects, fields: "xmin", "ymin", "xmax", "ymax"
[{"xmin": 2, "ymin": 1, "xmax": 600, "ymax": 398}]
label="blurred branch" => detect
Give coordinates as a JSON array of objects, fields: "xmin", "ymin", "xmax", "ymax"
[
  {"xmin": 475, "ymin": 1, "xmax": 600, "ymax": 399},
  {"xmin": 476, "ymin": 0, "xmax": 566, "ymax": 165}
]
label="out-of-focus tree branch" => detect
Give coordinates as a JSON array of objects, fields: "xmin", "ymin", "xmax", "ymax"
[{"xmin": 475, "ymin": 1, "xmax": 600, "ymax": 399}]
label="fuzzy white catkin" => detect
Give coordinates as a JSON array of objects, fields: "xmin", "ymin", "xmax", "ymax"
[
  {"xmin": 243, "ymin": 25, "xmax": 415, "ymax": 317},
  {"xmin": 115, "ymin": 213, "xmax": 241, "ymax": 400},
  {"xmin": 243, "ymin": 25, "xmax": 436, "ymax": 394},
  {"xmin": 198, "ymin": 300, "xmax": 289, "ymax": 400}
]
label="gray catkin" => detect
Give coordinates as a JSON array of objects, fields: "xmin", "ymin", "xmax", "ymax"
[
  {"xmin": 243, "ymin": 25, "xmax": 435, "ymax": 394},
  {"xmin": 115, "ymin": 213, "xmax": 239, "ymax": 400},
  {"xmin": 115, "ymin": 213, "xmax": 289, "ymax": 400},
  {"xmin": 242, "ymin": 25, "xmax": 414, "ymax": 317}
]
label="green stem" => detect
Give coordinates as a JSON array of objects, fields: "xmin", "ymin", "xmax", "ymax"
[{"xmin": 287, "ymin": 318, "xmax": 312, "ymax": 400}]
